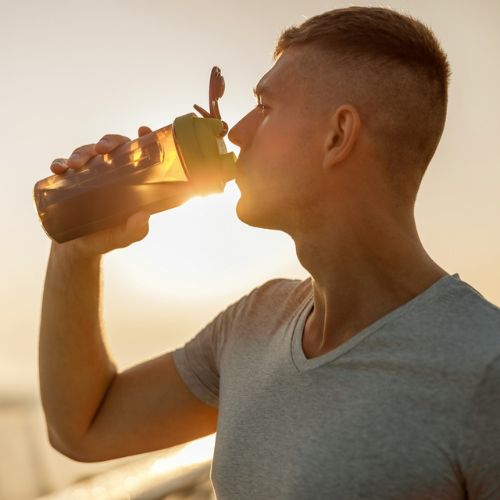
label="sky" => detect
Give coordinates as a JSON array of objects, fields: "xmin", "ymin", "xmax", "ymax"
[{"xmin": 1, "ymin": 0, "xmax": 499, "ymax": 398}]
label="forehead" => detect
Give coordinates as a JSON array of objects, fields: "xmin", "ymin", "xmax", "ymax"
[{"xmin": 254, "ymin": 47, "xmax": 315, "ymax": 99}]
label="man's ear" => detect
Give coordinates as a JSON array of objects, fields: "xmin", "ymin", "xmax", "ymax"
[{"xmin": 322, "ymin": 105, "xmax": 361, "ymax": 169}]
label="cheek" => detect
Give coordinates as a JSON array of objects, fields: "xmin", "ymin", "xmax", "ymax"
[
  {"xmin": 243, "ymin": 112, "xmax": 324, "ymax": 196},
  {"xmin": 253, "ymin": 117, "xmax": 288, "ymax": 153},
  {"xmin": 252, "ymin": 115, "xmax": 307, "ymax": 168}
]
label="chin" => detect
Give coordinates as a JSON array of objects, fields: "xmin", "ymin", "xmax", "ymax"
[
  {"xmin": 235, "ymin": 197, "xmax": 259, "ymax": 227},
  {"xmin": 236, "ymin": 196, "xmax": 285, "ymax": 232}
]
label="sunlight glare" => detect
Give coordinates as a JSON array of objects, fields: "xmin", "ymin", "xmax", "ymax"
[
  {"xmin": 149, "ymin": 435, "xmax": 216, "ymax": 475},
  {"xmin": 108, "ymin": 180, "xmax": 305, "ymax": 300}
]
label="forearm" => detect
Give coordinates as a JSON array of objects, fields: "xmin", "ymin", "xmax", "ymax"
[{"xmin": 39, "ymin": 242, "xmax": 117, "ymax": 448}]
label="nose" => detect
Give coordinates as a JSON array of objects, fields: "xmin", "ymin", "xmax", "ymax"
[
  {"xmin": 227, "ymin": 119, "xmax": 243, "ymax": 147},
  {"xmin": 227, "ymin": 111, "xmax": 253, "ymax": 148}
]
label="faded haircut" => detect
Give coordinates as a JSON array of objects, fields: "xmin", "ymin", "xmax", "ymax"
[{"xmin": 274, "ymin": 7, "xmax": 451, "ymax": 201}]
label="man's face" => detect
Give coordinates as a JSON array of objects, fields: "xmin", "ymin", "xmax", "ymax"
[{"xmin": 228, "ymin": 47, "xmax": 330, "ymax": 233}]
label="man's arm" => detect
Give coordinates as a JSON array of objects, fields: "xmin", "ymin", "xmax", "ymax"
[
  {"xmin": 39, "ymin": 243, "xmax": 114, "ymax": 457},
  {"xmin": 39, "ymin": 132, "xmax": 218, "ymax": 462}
]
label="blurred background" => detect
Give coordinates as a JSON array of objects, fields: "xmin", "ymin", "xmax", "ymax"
[{"xmin": 1, "ymin": 0, "xmax": 499, "ymax": 498}]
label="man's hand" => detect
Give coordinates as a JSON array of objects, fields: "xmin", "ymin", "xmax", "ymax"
[{"xmin": 49, "ymin": 126, "xmax": 153, "ymax": 257}]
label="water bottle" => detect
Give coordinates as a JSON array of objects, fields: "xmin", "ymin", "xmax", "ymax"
[{"xmin": 33, "ymin": 67, "xmax": 236, "ymax": 243}]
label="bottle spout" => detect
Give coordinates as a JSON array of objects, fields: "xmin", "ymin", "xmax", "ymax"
[{"xmin": 220, "ymin": 152, "xmax": 237, "ymax": 182}]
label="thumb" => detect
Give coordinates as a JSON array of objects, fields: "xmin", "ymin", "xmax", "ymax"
[
  {"xmin": 110, "ymin": 210, "xmax": 150, "ymax": 249},
  {"xmin": 126, "ymin": 211, "xmax": 150, "ymax": 232},
  {"xmin": 70, "ymin": 211, "xmax": 151, "ymax": 256}
]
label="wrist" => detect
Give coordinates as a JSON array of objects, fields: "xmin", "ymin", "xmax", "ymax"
[{"xmin": 50, "ymin": 239, "xmax": 102, "ymax": 265}]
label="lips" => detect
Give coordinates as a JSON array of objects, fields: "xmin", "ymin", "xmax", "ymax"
[
  {"xmin": 234, "ymin": 156, "xmax": 246, "ymax": 185},
  {"xmin": 235, "ymin": 174, "xmax": 244, "ymax": 188},
  {"xmin": 234, "ymin": 171, "xmax": 247, "ymax": 192},
  {"xmin": 235, "ymin": 155, "xmax": 244, "ymax": 169}
]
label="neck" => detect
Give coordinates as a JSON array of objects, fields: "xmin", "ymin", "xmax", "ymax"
[{"xmin": 292, "ymin": 201, "xmax": 448, "ymax": 355}]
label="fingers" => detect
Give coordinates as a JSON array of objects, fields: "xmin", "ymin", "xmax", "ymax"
[
  {"xmin": 49, "ymin": 143, "xmax": 101, "ymax": 174},
  {"xmin": 50, "ymin": 127, "xmax": 151, "ymax": 176},
  {"xmin": 138, "ymin": 126, "xmax": 152, "ymax": 137},
  {"xmin": 94, "ymin": 134, "xmax": 131, "ymax": 154},
  {"xmin": 50, "ymin": 158, "xmax": 69, "ymax": 174},
  {"xmin": 66, "ymin": 143, "xmax": 98, "ymax": 169}
]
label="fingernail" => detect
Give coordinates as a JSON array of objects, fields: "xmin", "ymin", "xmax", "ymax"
[
  {"xmin": 97, "ymin": 139, "xmax": 108, "ymax": 147},
  {"xmin": 69, "ymin": 153, "xmax": 80, "ymax": 162}
]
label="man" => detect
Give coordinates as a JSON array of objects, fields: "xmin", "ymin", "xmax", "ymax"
[{"xmin": 40, "ymin": 7, "xmax": 500, "ymax": 499}]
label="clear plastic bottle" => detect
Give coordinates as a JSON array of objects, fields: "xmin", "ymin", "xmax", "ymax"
[{"xmin": 33, "ymin": 68, "xmax": 236, "ymax": 243}]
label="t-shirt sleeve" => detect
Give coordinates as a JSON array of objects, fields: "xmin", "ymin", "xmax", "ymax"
[
  {"xmin": 459, "ymin": 353, "xmax": 500, "ymax": 498},
  {"xmin": 170, "ymin": 278, "xmax": 307, "ymax": 410},
  {"xmin": 171, "ymin": 293, "xmax": 250, "ymax": 409}
]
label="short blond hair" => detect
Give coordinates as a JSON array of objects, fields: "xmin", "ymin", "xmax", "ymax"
[{"xmin": 275, "ymin": 7, "xmax": 451, "ymax": 199}]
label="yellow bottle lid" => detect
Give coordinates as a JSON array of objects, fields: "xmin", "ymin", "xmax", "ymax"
[{"xmin": 173, "ymin": 113, "xmax": 237, "ymax": 195}]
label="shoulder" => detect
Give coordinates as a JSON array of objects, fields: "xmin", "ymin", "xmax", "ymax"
[
  {"xmin": 427, "ymin": 275, "xmax": 500, "ymax": 374},
  {"xmin": 239, "ymin": 276, "xmax": 311, "ymax": 313},
  {"xmin": 221, "ymin": 277, "xmax": 312, "ymax": 330},
  {"xmin": 246, "ymin": 277, "xmax": 311, "ymax": 305},
  {"xmin": 453, "ymin": 278, "xmax": 499, "ymax": 320},
  {"xmin": 441, "ymin": 276, "xmax": 500, "ymax": 340}
]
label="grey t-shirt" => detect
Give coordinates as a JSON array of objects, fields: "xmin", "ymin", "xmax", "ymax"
[{"xmin": 172, "ymin": 273, "xmax": 500, "ymax": 499}]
